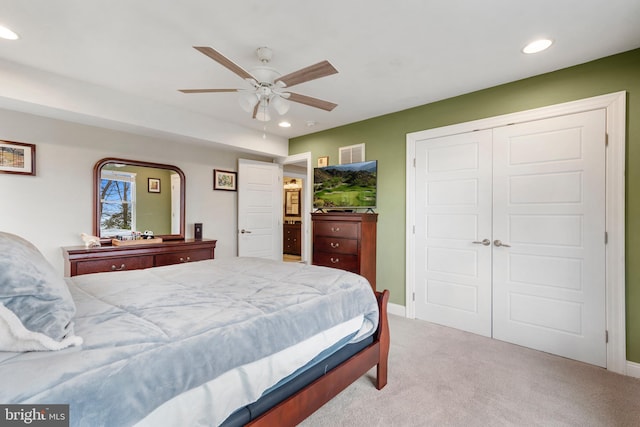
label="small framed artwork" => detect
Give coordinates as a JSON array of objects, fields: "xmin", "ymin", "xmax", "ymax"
[
  {"xmin": 148, "ymin": 178, "xmax": 161, "ymax": 193},
  {"xmin": 317, "ymin": 156, "xmax": 329, "ymax": 167},
  {"xmin": 0, "ymin": 140, "xmax": 36, "ymax": 176},
  {"xmin": 214, "ymin": 169, "xmax": 237, "ymax": 191}
]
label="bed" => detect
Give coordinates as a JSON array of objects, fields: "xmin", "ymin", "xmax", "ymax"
[{"xmin": 0, "ymin": 232, "xmax": 389, "ymax": 426}]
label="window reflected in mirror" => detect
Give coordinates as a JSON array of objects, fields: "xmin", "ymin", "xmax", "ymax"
[{"xmin": 94, "ymin": 159, "xmax": 185, "ymax": 241}]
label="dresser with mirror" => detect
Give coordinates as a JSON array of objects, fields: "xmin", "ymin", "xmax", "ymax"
[{"xmin": 62, "ymin": 158, "xmax": 216, "ymax": 276}]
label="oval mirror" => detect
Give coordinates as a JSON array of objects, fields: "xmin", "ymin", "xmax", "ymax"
[{"xmin": 93, "ymin": 158, "xmax": 185, "ymax": 241}]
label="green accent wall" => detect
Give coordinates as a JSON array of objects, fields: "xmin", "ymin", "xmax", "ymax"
[{"xmin": 289, "ymin": 48, "xmax": 640, "ymax": 362}]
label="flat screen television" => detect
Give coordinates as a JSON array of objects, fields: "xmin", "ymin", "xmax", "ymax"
[{"xmin": 313, "ymin": 160, "xmax": 377, "ymax": 210}]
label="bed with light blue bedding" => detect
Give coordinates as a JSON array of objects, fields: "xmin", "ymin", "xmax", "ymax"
[{"xmin": 0, "ymin": 254, "xmax": 379, "ymax": 427}]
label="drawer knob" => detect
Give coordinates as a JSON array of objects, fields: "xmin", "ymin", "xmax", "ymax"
[
  {"xmin": 330, "ymin": 257, "xmax": 340, "ymax": 264},
  {"xmin": 180, "ymin": 257, "xmax": 191, "ymax": 263},
  {"xmin": 331, "ymin": 227, "xmax": 341, "ymax": 232},
  {"xmin": 330, "ymin": 242, "xmax": 339, "ymax": 248},
  {"xmin": 111, "ymin": 264, "xmax": 126, "ymax": 271}
]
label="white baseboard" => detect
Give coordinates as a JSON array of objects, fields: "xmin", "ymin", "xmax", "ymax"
[
  {"xmin": 627, "ymin": 360, "xmax": 640, "ymax": 379},
  {"xmin": 388, "ymin": 303, "xmax": 406, "ymax": 317}
]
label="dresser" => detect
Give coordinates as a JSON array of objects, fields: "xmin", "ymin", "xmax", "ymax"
[
  {"xmin": 311, "ymin": 212, "xmax": 378, "ymax": 291},
  {"xmin": 62, "ymin": 239, "xmax": 217, "ymax": 277},
  {"xmin": 283, "ymin": 223, "xmax": 302, "ymax": 255}
]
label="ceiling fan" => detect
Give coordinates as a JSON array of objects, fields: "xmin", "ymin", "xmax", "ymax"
[{"xmin": 179, "ymin": 46, "xmax": 339, "ymax": 122}]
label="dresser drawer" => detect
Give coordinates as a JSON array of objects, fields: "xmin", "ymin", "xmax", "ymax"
[
  {"xmin": 313, "ymin": 221, "xmax": 359, "ymax": 239},
  {"xmin": 313, "ymin": 236, "xmax": 358, "ymax": 255},
  {"xmin": 155, "ymin": 248, "xmax": 213, "ymax": 266},
  {"xmin": 75, "ymin": 255, "xmax": 154, "ymax": 275},
  {"xmin": 312, "ymin": 252, "xmax": 359, "ymax": 273}
]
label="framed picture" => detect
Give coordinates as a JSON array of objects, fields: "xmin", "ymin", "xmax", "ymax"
[
  {"xmin": 0, "ymin": 140, "xmax": 36, "ymax": 176},
  {"xmin": 317, "ymin": 156, "xmax": 329, "ymax": 167},
  {"xmin": 214, "ymin": 169, "xmax": 237, "ymax": 191},
  {"xmin": 285, "ymin": 190, "xmax": 300, "ymax": 216},
  {"xmin": 148, "ymin": 178, "xmax": 161, "ymax": 193}
]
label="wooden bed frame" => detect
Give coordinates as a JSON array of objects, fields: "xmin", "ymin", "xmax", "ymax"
[{"xmin": 248, "ymin": 289, "xmax": 390, "ymax": 426}]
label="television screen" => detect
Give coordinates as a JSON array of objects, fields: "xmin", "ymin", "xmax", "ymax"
[{"xmin": 313, "ymin": 160, "xmax": 377, "ymax": 209}]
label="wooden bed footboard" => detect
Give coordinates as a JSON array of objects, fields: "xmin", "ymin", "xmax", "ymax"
[{"xmin": 247, "ymin": 289, "xmax": 390, "ymax": 427}]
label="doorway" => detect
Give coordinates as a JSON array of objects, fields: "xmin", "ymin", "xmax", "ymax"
[
  {"xmin": 281, "ymin": 152, "xmax": 313, "ymax": 264},
  {"xmin": 283, "ymin": 174, "xmax": 303, "ymax": 262}
]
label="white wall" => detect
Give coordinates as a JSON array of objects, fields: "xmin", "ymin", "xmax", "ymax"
[{"xmin": 0, "ymin": 108, "xmax": 271, "ymax": 275}]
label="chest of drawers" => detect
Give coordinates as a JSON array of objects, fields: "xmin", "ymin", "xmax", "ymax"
[
  {"xmin": 283, "ymin": 223, "xmax": 302, "ymax": 255},
  {"xmin": 311, "ymin": 212, "xmax": 377, "ymax": 291},
  {"xmin": 62, "ymin": 239, "xmax": 217, "ymax": 277}
]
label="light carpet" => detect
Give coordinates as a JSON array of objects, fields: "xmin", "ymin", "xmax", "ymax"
[{"xmin": 301, "ymin": 315, "xmax": 640, "ymax": 426}]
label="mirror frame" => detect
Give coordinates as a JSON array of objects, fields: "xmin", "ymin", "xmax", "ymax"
[{"xmin": 93, "ymin": 158, "xmax": 186, "ymax": 242}]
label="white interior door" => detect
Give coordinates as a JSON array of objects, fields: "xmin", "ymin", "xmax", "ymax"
[
  {"xmin": 414, "ymin": 130, "xmax": 493, "ymax": 337},
  {"xmin": 237, "ymin": 159, "xmax": 282, "ymax": 259},
  {"xmin": 492, "ymin": 109, "xmax": 606, "ymax": 367}
]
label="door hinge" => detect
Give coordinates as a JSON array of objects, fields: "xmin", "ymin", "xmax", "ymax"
[
  {"xmin": 605, "ymin": 231, "xmax": 608, "ymax": 244},
  {"xmin": 412, "ymin": 292, "xmax": 416, "ymax": 302},
  {"xmin": 606, "ymin": 330, "xmax": 609, "ymax": 343},
  {"xmin": 413, "ymin": 225, "xmax": 415, "ymax": 234},
  {"xmin": 605, "ymin": 133, "xmax": 609, "ymax": 147},
  {"xmin": 413, "ymin": 158, "xmax": 416, "ymax": 167}
]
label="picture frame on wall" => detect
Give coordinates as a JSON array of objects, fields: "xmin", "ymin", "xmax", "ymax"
[
  {"xmin": 317, "ymin": 156, "xmax": 329, "ymax": 167},
  {"xmin": 148, "ymin": 178, "xmax": 161, "ymax": 193},
  {"xmin": 0, "ymin": 140, "xmax": 36, "ymax": 176},
  {"xmin": 213, "ymin": 169, "xmax": 237, "ymax": 191}
]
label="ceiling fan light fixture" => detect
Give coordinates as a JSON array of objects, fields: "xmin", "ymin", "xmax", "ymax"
[
  {"xmin": 271, "ymin": 95, "xmax": 290, "ymax": 115},
  {"xmin": 238, "ymin": 91, "xmax": 259, "ymax": 112},
  {"xmin": 255, "ymin": 108, "xmax": 271, "ymax": 122}
]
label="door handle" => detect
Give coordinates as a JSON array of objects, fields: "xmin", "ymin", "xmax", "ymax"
[
  {"xmin": 493, "ymin": 239, "xmax": 511, "ymax": 247},
  {"xmin": 472, "ymin": 239, "xmax": 491, "ymax": 246},
  {"xmin": 240, "ymin": 229, "xmax": 252, "ymax": 234}
]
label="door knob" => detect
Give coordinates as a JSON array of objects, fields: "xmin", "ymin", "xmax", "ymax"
[
  {"xmin": 472, "ymin": 239, "xmax": 491, "ymax": 246},
  {"xmin": 493, "ymin": 239, "xmax": 511, "ymax": 247},
  {"xmin": 240, "ymin": 229, "xmax": 252, "ymax": 234}
]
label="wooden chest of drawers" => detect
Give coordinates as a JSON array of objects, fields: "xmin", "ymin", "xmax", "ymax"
[
  {"xmin": 62, "ymin": 239, "xmax": 217, "ymax": 277},
  {"xmin": 311, "ymin": 212, "xmax": 377, "ymax": 291},
  {"xmin": 283, "ymin": 223, "xmax": 302, "ymax": 256}
]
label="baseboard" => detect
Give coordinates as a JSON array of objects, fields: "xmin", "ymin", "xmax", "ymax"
[
  {"xmin": 388, "ymin": 302, "xmax": 406, "ymax": 317},
  {"xmin": 627, "ymin": 360, "xmax": 640, "ymax": 379}
]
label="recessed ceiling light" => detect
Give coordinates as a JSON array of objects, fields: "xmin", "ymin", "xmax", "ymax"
[
  {"xmin": 0, "ymin": 25, "xmax": 19, "ymax": 40},
  {"xmin": 278, "ymin": 121, "xmax": 291, "ymax": 128},
  {"xmin": 522, "ymin": 39, "xmax": 553, "ymax": 54}
]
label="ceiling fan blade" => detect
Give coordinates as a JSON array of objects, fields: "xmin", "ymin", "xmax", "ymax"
[
  {"xmin": 275, "ymin": 60, "xmax": 338, "ymax": 88},
  {"xmin": 193, "ymin": 46, "xmax": 256, "ymax": 81},
  {"xmin": 252, "ymin": 102, "xmax": 260, "ymax": 119},
  {"xmin": 178, "ymin": 89, "xmax": 239, "ymax": 93},
  {"xmin": 287, "ymin": 92, "xmax": 337, "ymax": 111}
]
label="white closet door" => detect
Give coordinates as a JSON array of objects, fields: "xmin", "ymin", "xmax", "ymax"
[
  {"xmin": 492, "ymin": 109, "xmax": 607, "ymax": 367},
  {"xmin": 414, "ymin": 130, "xmax": 493, "ymax": 336}
]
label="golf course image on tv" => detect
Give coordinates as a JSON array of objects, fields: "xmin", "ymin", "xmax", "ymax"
[{"xmin": 313, "ymin": 160, "xmax": 377, "ymax": 209}]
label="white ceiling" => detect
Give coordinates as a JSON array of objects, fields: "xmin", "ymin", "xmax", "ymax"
[{"xmin": 1, "ymin": 1, "xmax": 639, "ymax": 146}]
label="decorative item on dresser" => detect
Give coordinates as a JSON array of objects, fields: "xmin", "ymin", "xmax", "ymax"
[
  {"xmin": 62, "ymin": 239, "xmax": 217, "ymax": 277},
  {"xmin": 311, "ymin": 212, "xmax": 378, "ymax": 291},
  {"xmin": 283, "ymin": 222, "xmax": 302, "ymax": 256}
]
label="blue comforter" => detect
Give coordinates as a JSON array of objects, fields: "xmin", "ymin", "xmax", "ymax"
[{"xmin": 0, "ymin": 257, "xmax": 379, "ymax": 426}]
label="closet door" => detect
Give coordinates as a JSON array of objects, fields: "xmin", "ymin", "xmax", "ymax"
[
  {"xmin": 492, "ymin": 109, "xmax": 606, "ymax": 367},
  {"xmin": 414, "ymin": 130, "xmax": 493, "ymax": 336}
]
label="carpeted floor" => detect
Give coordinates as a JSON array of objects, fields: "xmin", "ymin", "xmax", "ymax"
[{"xmin": 301, "ymin": 315, "xmax": 640, "ymax": 426}]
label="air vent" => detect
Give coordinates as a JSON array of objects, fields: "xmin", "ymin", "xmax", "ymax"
[{"xmin": 339, "ymin": 143, "xmax": 365, "ymax": 164}]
